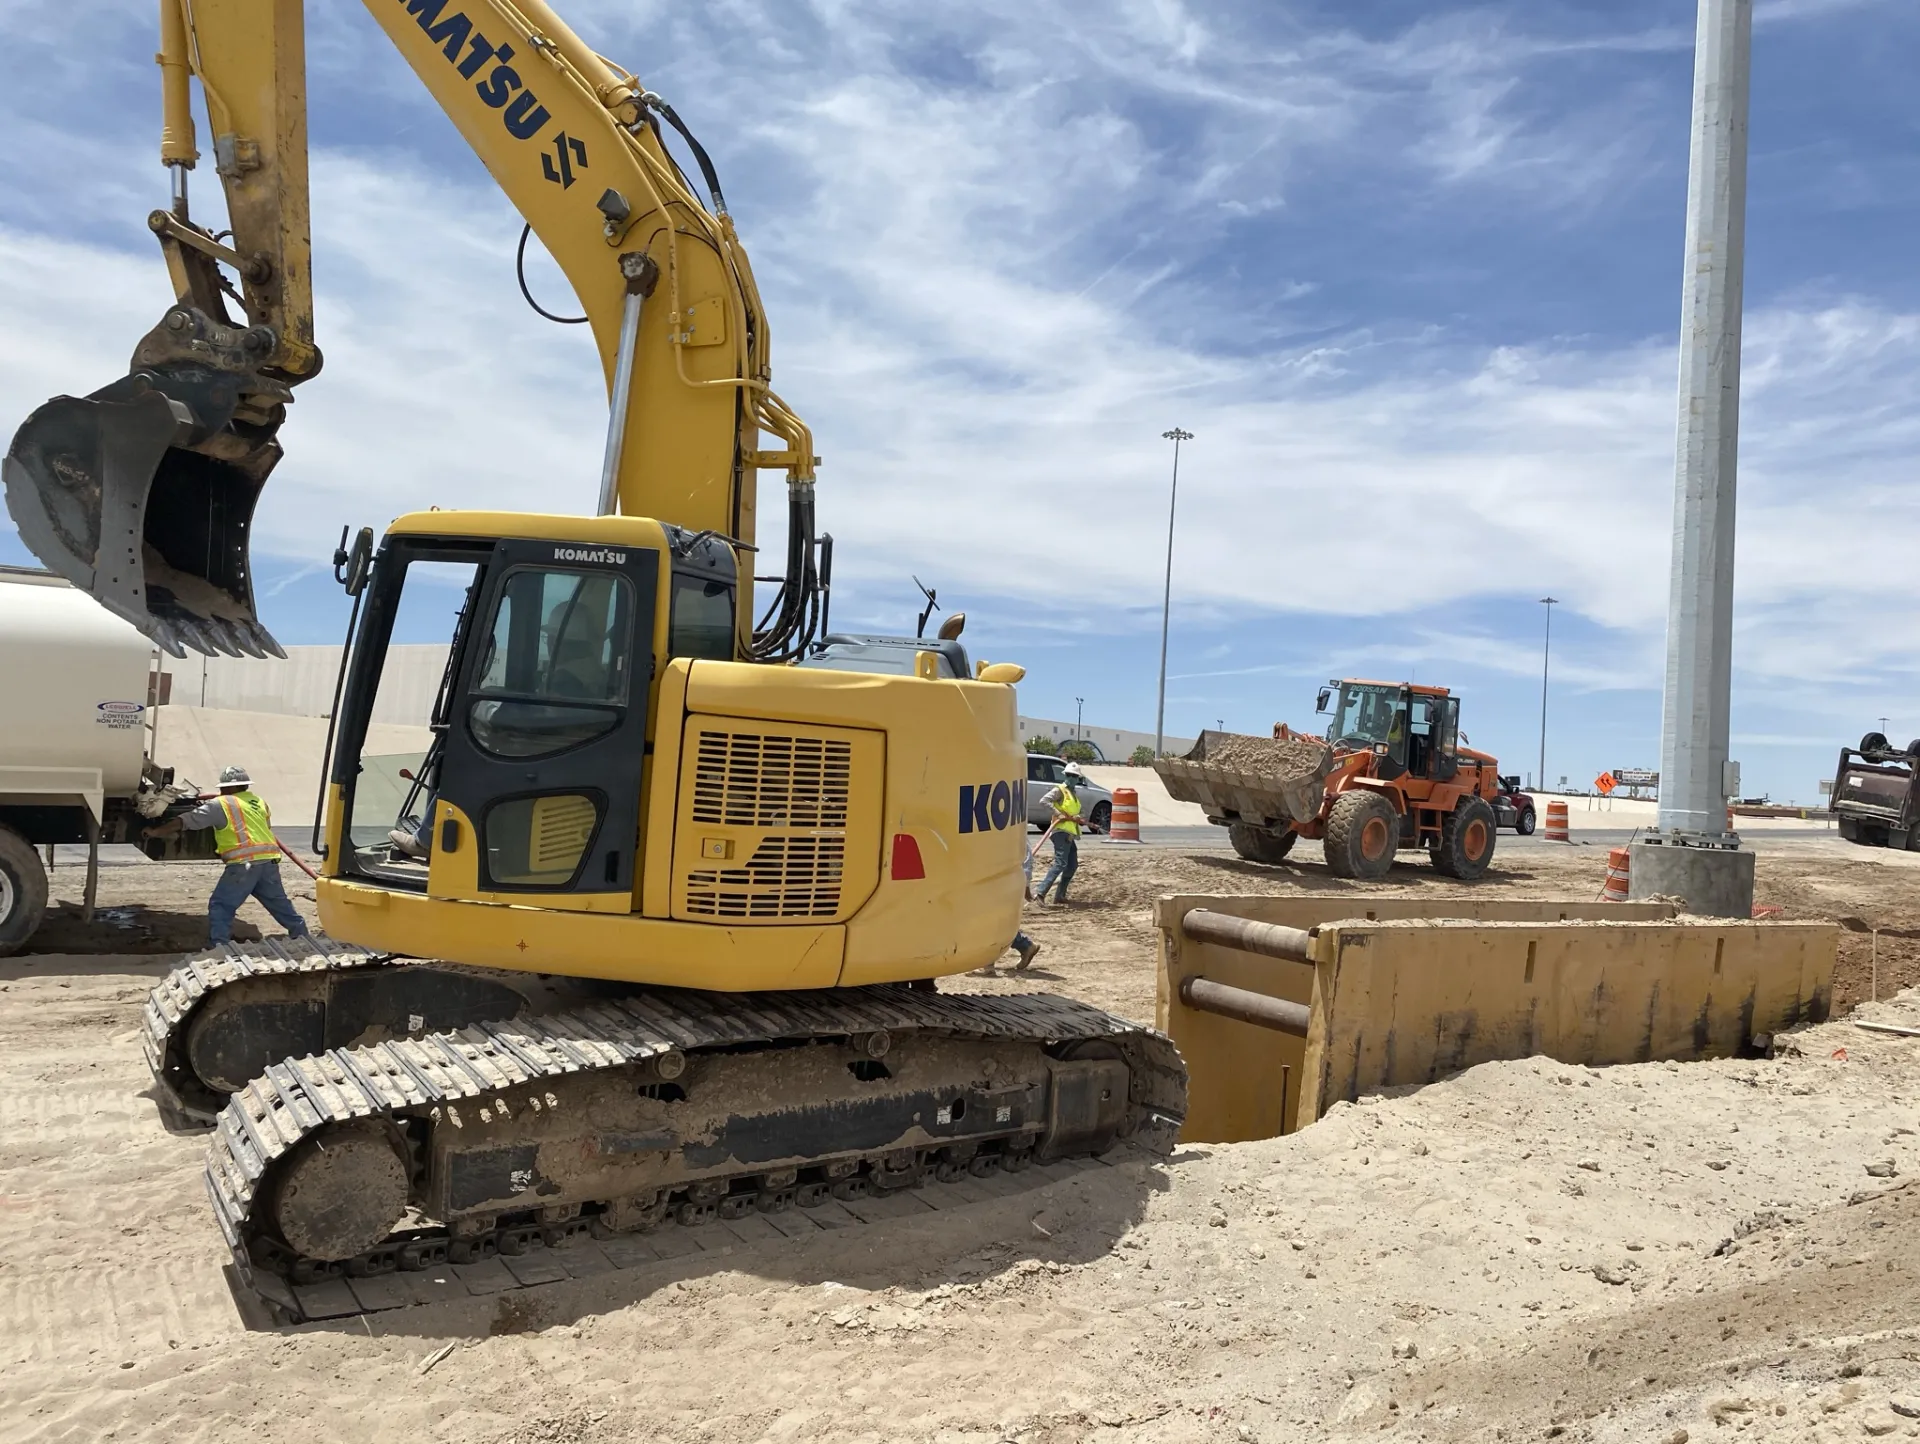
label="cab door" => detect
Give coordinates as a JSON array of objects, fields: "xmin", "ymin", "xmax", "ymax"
[
  {"xmin": 1431, "ymin": 697, "xmax": 1461, "ymax": 782},
  {"xmin": 428, "ymin": 539, "xmax": 659, "ymax": 908}
]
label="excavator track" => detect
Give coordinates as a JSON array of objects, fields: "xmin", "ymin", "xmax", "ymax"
[
  {"xmin": 143, "ymin": 939, "xmax": 594, "ymax": 1124},
  {"xmin": 203, "ymin": 985, "xmax": 1186, "ymax": 1325}
]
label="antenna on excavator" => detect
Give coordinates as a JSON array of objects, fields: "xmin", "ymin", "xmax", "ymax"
[{"xmin": 914, "ymin": 576, "xmax": 938, "ymax": 638}]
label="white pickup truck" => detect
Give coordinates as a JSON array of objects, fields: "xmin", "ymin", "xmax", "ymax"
[{"xmin": 0, "ymin": 566, "xmax": 210, "ymax": 953}]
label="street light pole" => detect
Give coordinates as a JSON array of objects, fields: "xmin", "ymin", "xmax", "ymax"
[
  {"xmin": 1155, "ymin": 428, "xmax": 1192, "ymax": 758},
  {"xmin": 1538, "ymin": 597, "xmax": 1557, "ymax": 792},
  {"xmin": 1632, "ymin": 0, "xmax": 1756, "ymax": 916},
  {"xmin": 1075, "ymin": 697, "xmax": 1084, "ymax": 745}
]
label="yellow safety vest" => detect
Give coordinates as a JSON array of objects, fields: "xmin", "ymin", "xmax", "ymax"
[
  {"xmin": 213, "ymin": 790, "xmax": 281, "ymax": 864},
  {"xmin": 1054, "ymin": 787, "xmax": 1083, "ymax": 837}
]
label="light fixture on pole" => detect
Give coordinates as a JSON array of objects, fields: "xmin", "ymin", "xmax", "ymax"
[
  {"xmin": 1155, "ymin": 428, "xmax": 1192, "ymax": 758},
  {"xmin": 1075, "ymin": 697, "xmax": 1085, "ymax": 744},
  {"xmin": 1538, "ymin": 597, "xmax": 1557, "ymax": 793}
]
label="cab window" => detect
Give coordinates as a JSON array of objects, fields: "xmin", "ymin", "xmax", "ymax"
[
  {"xmin": 669, "ymin": 573, "xmax": 735, "ymax": 661},
  {"xmin": 1331, "ymin": 685, "xmax": 1399, "ymax": 747},
  {"xmin": 468, "ymin": 567, "xmax": 633, "ymax": 759}
]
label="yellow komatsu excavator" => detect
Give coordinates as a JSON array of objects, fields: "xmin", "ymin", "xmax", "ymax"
[{"xmin": 3, "ymin": 1, "xmax": 1183, "ymax": 1319}]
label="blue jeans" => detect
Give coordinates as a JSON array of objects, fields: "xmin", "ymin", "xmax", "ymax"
[
  {"xmin": 209, "ymin": 861, "xmax": 309, "ymax": 945},
  {"xmin": 412, "ymin": 793, "xmax": 436, "ymax": 851},
  {"xmin": 1035, "ymin": 833, "xmax": 1079, "ymax": 902}
]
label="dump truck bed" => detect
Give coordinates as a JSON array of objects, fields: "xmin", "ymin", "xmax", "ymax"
[
  {"xmin": 1832, "ymin": 745, "xmax": 1920, "ymax": 848},
  {"xmin": 1153, "ymin": 730, "xmax": 1334, "ymax": 830}
]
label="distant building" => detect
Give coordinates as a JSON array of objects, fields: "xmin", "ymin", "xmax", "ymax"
[
  {"xmin": 1019, "ymin": 715, "xmax": 1194, "ymax": 763},
  {"xmin": 158, "ymin": 650, "xmax": 1201, "ymax": 762}
]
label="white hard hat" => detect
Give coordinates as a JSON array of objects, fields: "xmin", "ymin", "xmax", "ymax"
[{"xmin": 219, "ymin": 764, "xmax": 252, "ymax": 786}]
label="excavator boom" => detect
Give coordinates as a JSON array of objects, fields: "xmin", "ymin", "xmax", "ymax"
[{"xmin": 3, "ymin": 0, "xmax": 816, "ymax": 657}]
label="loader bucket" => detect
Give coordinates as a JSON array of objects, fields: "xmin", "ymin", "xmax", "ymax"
[
  {"xmin": 4, "ymin": 366, "xmax": 284, "ymax": 659},
  {"xmin": 1153, "ymin": 730, "xmax": 1334, "ymax": 829}
]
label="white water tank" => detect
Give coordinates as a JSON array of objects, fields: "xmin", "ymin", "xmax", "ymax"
[{"xmin": 0, "ymin": 567, "xmax": 153, "ymax": 799}]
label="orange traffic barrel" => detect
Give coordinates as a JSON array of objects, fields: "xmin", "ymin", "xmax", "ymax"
[
  {"xmin": 1544, "ymin": 800, "xmax": 1570, "ymax": 842},
  {"xmin": 1110, "ymin": 788, "xmax": 1141, "ymax": 842},
  {"xmin": 1602, "ymin": 846, "xmax": 1630, "ymax": 902}
]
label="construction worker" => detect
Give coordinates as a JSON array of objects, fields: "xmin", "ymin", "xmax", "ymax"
[
  {"xmin": 145, "ymin": 765, "xmax": 311, "ymax": 947},
  {"xmin": 973, "ymin": 930, "xmax": 1041, "ymax": 977},
  {"xmin": 1033, "ymin": 766, "xmax": 1085, "ymax": 905},
  {"xmin": 973, "ymin": 845, "xmax": 1045, "ymax": 977}
]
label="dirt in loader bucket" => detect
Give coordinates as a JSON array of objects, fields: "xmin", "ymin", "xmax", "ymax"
[
  {"xmin": 1153, "ymin": 730, "xmax": 1336, "ymax": 830},
  {"xmin": 1, "ymin": 307, "xmax": 288, "ymax": 659},
  {"xmin": 1190, "ymin": 730, "xmax": 1332, "ymax": 781}
]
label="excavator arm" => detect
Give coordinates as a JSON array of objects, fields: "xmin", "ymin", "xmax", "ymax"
[{"xmin": 2, "ymin": 0, "xmax": 818, "ymax": 659}]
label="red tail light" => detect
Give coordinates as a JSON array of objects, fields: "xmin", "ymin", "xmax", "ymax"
[{"xmin": 890, "ymin": 833, "xmax": 925, "ymax": 880}]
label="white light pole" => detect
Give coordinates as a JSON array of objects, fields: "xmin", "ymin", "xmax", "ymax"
[
  {"xmin": 1538, "ymin": 597, "xmax": 1557, "ymax": 794},
  {"xmin": 1155, "ymin": 428, "xmax": 1192, "ymax": 758},
  {"xmin": 1075, "ymin": 696, "xmax": 1085, "ymax": 744},
  {"xmin": 1633, "ymin": 0, "xmax": 1756, "ymax": 916}
]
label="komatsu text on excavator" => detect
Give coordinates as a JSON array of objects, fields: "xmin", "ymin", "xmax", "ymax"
[{"xmin": 3, "ymin": 0, "xmax": 1183, "ymax": 1319}]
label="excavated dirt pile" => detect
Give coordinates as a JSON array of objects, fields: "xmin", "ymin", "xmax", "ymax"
[
  {"xmin": 1194, "ymin": 730, "xmax": 1332, "ymax": 780},
  {"xmin": 12, "ymin": 846, "xmax": 1920, "ymax": 1442}
]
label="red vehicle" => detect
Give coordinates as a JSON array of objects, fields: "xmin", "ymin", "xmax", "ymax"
[{"xmin": 1491, "ymin": 775, "xmax": 1537, "ymax": 834}]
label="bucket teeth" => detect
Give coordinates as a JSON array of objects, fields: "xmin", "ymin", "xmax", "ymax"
[
  {"xmin": 2, "ymin": 304, "xmax": 287, "ymax": 660},
  {"xmin": 146, "ymin": 617, "xmax": 188, "ymax": 659}
]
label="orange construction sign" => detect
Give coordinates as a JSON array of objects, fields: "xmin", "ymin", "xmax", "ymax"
[{"xmin": 1594, "ymin": 772, "xmax": 1617, "ymax": 796}]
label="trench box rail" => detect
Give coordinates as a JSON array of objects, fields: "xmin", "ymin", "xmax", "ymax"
[{"xmin": 1155, "ymin": 895, "xmax": 1836, "ymax": 1143}]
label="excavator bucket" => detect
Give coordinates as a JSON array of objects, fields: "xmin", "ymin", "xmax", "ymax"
[{"xmin": 2, "ymin": 308, "xmax": 287, "ymax": 659}]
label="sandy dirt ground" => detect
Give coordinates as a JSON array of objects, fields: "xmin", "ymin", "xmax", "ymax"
[{"xmin": 8, "ymin": 843, "xmax": 1920, "ymax": 1443}]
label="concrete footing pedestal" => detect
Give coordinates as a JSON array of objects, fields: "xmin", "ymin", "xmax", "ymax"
[{"xmin": 1627, "ymin": 840, "xmax": 1755, "ymax": 918}]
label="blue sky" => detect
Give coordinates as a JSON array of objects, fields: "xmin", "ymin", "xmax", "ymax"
[{"xmin": 2, "ymin": 0, "xmax": 1915, "ymax": 801}]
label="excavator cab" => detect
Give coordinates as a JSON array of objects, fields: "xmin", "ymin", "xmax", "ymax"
[{"xmin": 329, "ymin": 521, "xmax": 720, "ymax": 909}]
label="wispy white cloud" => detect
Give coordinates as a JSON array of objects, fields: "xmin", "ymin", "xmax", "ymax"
[{"xmin": 0, "ymin": 0, "xmax": 1913, "ymax": 794}]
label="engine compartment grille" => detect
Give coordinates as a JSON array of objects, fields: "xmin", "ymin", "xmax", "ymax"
[
  {"xmin": 690, "ymin": 731, "xmax": 852, "ymax": 829},
  {"xmin": 682, "ymin": 728, "xmax": 856, "ymax": 920},
  {"xmin": 683, "ymin": 835, "xmax": 848, "ymax": 919}
]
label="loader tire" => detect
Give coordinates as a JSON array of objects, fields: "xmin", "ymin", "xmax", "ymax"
[
  {"xmin": 0, "ymin": 824, "xmax": 50, "ymax": 958},
  {"xmin": 1432, "ymin": 797, "xmax": 1497, "ymax": 880},
  {"xmin": 1228, "ymin": 824, "xmax": 1297, "ymax": 866},
  {"xmin": 1861, "ymin": 731, "xmax": 1890, "ymax": 754},
  {"xmin": 1323, "ymin": 792, "xmax": 1398, "ymax": 881}
]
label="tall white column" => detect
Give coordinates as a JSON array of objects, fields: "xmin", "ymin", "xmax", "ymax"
[
  {"xmin": 1633, "ymin": 0, "xmax": 1757, "ymax": 917},
  {"xmin": 1657, "ymin": 0, "xmax": 1750, "ymax": 840}
]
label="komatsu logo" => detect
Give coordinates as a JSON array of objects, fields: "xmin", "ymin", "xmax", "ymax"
[
  {"xmin": 399, "ymin": 0, "xmax": 555, "ymax": 146},
  {"xmin": 958, "ymin": 777, "xmax": 1025, "ymax": 835},
  {"xmin": 554, "ymin": 546, "xmax": 626, "ymax": 565}
]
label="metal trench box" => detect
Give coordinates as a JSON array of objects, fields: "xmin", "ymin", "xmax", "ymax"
[{"xmin": 1155, "ymin": 895, "xmax": 1837, "ymax": 1143}]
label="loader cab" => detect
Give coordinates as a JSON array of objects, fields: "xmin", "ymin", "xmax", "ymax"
[
  {"xmin": 1320, "ymin": 680, "xmax": 1459, "ymax": 783},
  {"xmin": 322, "ymin": 516, "xmax": 732, "ymax": 911}
]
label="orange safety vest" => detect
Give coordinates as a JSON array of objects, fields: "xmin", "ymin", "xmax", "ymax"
[{"xmin": 213, "ymin": 790, "xmax": 282, "ymax": 864}]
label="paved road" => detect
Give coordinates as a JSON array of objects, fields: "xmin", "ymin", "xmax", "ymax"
[{"xmin": 1110, "ymin": 825, "xmax": 1842, "ymax": 854}]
